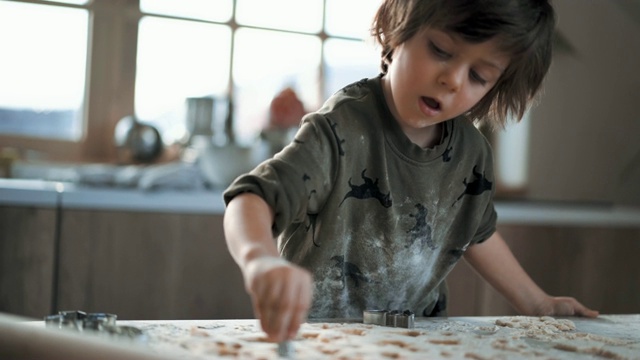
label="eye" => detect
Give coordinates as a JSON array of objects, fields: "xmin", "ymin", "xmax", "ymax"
[
  {"xmin": 470, "ymin": 70, "xmax": 487, "ymax": 86},
  {"xmin": 428, "ymin": 41, "xmax": 450, "ymax": 59}
]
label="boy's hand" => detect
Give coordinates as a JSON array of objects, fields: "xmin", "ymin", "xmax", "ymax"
[
  {"xmin": 244, "ymin": 256, "xmax": 313, "ymax": 342},
  {"xmin": 534, "ymin": 296, "xmax": 599, "ymax": 318}
]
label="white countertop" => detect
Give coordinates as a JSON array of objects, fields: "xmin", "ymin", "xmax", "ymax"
[
  {"xmin": 2, "ymin": 178, "xmax": 640, "ymax": 226},
  {"xmin": 4, "ymin": 314, "xmax": 639, "ymax": 360},
  {"xmin": 124, "ymin": 315, "xmax": 640, "ymax": 359},
  {"xmin": 0, "ymin": 179, "xmax": 61, "ymax": 207}
]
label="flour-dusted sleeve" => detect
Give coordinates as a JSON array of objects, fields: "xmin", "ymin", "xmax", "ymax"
[
  {"xmin": 467, "ymin": 127, "xmax": 498, "ymax": 245},
  {"xmin": 223, "ymin": 113, "xmax": 340, "ymax": 236},
  {"xmin": 471, "ymin": 201, "xmax": 497, "ymax": 244}
]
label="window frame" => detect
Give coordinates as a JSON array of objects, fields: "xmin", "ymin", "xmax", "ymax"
[
  {"xmin": 0, "ymin": 0, "xmax": 139, "ymax": 162},
  {"xmin": 0, "ymin": 0, "xmax": 374, "ymax": 163}
]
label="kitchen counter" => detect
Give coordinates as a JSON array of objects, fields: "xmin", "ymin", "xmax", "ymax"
[
  {"xmin": 2, "ymin": 314, "xmax": 639, "ymax": 359},
  {"xmin": 0, "ymin": 179, "xmax": 225, "ymax": 214},
  {"xmin": 2, "ymin": 178, "xmax": 640, "ymax": 225},
  {"xmin": 130, "ymin": 315, "xmax": 640, "ymax": 359}
]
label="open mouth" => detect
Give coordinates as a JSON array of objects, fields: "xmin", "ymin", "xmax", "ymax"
[{"xmin": 422, "ymin": 96, "xmax": 441, "ymax": 111}]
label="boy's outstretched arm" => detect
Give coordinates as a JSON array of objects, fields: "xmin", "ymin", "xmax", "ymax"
[
  {"xmin": 223, "ymin": 192, "xmax": 313, "ymax": 342},
  {"xmin": 463, "ymin": 231, "xmax": 599, "ymax": 318}
]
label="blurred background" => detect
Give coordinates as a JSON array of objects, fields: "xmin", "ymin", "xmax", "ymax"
[{"xmin": 0, "ymin": 0, "xmax": 639, "ymax": 203}]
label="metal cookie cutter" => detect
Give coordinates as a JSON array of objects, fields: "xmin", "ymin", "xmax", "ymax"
[
  {"xmin": 363, "ymin": 309, "xmax": 415, "ymax": 329},
  {"xmin": 393, "ymin": 310, "xmax": 415, "ymax": 329},
  {"xmin": 363, "ymin": 309, "xmax": 388, "ymax": 326},
  {"xmin": 45, "ymin": 310, "xmax": 117, "ymax": 331},
  {"xmin": 44, "ymin": 310, "xmax": 145, "ymax": 342}
]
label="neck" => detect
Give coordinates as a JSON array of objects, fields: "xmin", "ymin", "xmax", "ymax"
[{"xmin": 401, "ymin": 122, "xmax": 443, "ymax": 149}]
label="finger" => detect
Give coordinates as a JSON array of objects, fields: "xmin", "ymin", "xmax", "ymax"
[
  {"xmin": 277, "ymin": 301, "xmax": 294, "ymax": 342},
  {"xmin": 251, "ymin": 297, "xmax": 263, "ymax": 325},
  {"xmin": 250, "ymin": 282, "xmax": 270, "ymax": 337},
  {"xmin": 555, "ymin": 297, "xmax": 599, "ymax": 318},
  {"xmin": 571, "ymin": 300, "xmax": 599, "ymax": 318},
  {"xmin": 260, "ymin": 281, "xmax": 285, "ymax": 341},
  {"xmin": 286, "ymin": 302, "xmax": 308, "ymax": 340},
  {"xmin": 285, "ymin": 294, "xmax": 307, "ymax": 339},
  {"xmin": 276, "ymin": 275, "xmax": 304, "ymax": 341},
  {"xmin": 578, "ymin": 308, "xmax": 600, "ymax": 318},
  {"xmin": 286, "ymin": 273, "xmax": 313, "ymax": 339},
  {"xmin": 557, "ymin": 298, "xmax": 576, "ymax": 316}
]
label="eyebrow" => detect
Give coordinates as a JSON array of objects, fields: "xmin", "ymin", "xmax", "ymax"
[
  {"xmin": 479, "ymin": 59, "xmax": 507, "ymax": 73},
  {"xmin": 436, "ymin": 29, "xmax": 508, "ymax": 73}
]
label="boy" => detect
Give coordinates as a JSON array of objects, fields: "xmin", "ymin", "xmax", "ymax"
[{"xmin": 223, "ymin": 0, "xmax": 599, "ymax": 342}]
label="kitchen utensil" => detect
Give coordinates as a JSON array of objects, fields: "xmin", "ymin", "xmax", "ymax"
[
  {"xmin": 196, "ymin": 137, "xmax": 268, "ymax": 188},
  {"xmin": 44, "ymin": 310, "xmax": 144, "ymax": 342},
  {"xmin": 363, "ymin": 309, "xmax": 415, "ymax": 329},
  {"xmin": 278, "ymin": 340, "xmax": 294, "ymax": 358},
  {"xmin": 362, "ymin": 309, "xmax": 387, "ymax": 326},
  {"xmin": 0, "ymin": 313, "xmax": 170, "ymax": 360},
  {"xmin": 185, "ymin": 97, "xmax": 214, "ymax": 142},
  {"xmin": 114, "ymin": 115, "xmax": 163, "ymax": 163}
]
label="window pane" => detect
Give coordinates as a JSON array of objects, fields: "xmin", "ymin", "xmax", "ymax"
[
  {"xmin": 135, "ymin": 17, "xmax": 231, "ymax": 143},
  {"xmin": 140, "ymin": 0, "xmax": 232, "ymax": 23},
  {"xmin": 236, "ymin": 0, "xmax": 323, "ymax": 33},
  {"xmin": 323, "ymin": 38, "xmax": 380, "ymax": 99},
  {"xmin": 496, "ymin": 112, "xmax": 531, "ymax": 189},
  {"xmin": 0, "ymin": 1, "xmax": 88, "ymax": 140},
  {"xmin": 325, "ymin": 0, "xmax": 381, "ymax": 39},
  {"xmin": 233, "ymin": 28, "xmax": 321, "ymax": 143}
]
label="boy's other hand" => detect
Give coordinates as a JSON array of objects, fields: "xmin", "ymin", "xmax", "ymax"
[
  {"xmin": 534, "ymin": 296, "xmax": 600, "ymax": 318},
  {"xmin": 244, "ymin": 256, "xmax": 313, "ymax": 342}
]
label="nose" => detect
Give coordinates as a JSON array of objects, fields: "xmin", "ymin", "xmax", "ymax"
[{"xmin": 438, "ymin": 65, "xmax": 465, "ymax": 93}]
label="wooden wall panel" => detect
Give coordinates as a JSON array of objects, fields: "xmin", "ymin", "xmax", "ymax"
[
  {"xmin": 0, "ymin": 206, "xmax": 56, "ymax": 318},
  {"xmin": 6, "ymin": 204, "xmax": 636, "ymax": 320},
  {"xmin": 57, "ymin": 210, "xmax": 253, "ymax": 320},
  {"xmin": 447, "ymin": 225, "xmax": 640, "ymax": 316},
  {"xmin": 445, "ymin": 258, "xmax": 483, "ymax": 316}
]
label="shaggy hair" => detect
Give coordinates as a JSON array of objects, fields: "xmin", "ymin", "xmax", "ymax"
[{"xmin": 372, "ymin": 0, "xmax": 556, "ymax": 128}]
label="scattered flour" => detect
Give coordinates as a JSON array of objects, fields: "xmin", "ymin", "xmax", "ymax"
[{"xmin": 130, "ymin": 316, "xmax": 640, "ymax": 360}]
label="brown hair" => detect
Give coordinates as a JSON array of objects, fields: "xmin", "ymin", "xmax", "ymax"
[{"xmin": 372, "ymin": 0, "xmax": 556, "ymax": 128}]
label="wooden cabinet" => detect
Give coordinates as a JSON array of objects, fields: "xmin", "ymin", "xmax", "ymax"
[
  {"xmin": 0, "ymin": 204, "xmax": 253, "ymax": 320},
  {"xmin": 3, "ymin": 202, "xmax": 638, "ymax": 321},
  {"xmin": 0, "ymin": 206, "xmax": 56, "ymax": 318},
  {"xmin": 56, "ymin": 210, "xmax": 253, "ymax": 320},
  {"xmin": 447, "ymin": 224, "xmax": 640, "ymax": 316}
]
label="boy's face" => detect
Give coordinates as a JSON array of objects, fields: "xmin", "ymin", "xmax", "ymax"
[{"xmin": 382, "ymin": 27, "xmax": 509, "ymax": 136}]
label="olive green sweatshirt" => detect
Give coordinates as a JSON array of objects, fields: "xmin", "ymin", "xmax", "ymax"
[{"xmin": 224, "ymin": 76, "xmax": 497, "ymax": 318}]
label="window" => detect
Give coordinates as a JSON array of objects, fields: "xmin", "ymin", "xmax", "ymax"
[
  {"xmin": 0, "ymin": 0, "xmax": 381, "ymax": 160},
  {"xmin": 0, "ymin": 0, "xmax": 89, "ymax": 141},
  {"xmin": 135, "ymin": 16, "xmax": 232, "ymax": 141},
  {"xmin": 495, "ymin": 111, "xmax": 531, "ymax": 193},
  {"xmin": 135, "ymin": 0, "xmax": 380, "ymax": 144}
]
